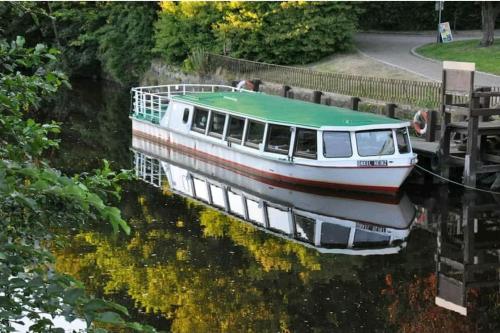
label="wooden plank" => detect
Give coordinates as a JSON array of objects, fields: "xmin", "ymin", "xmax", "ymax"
[
  {"xmin": 472, "ymin": 91, "xmax": 500, "ymax": 97},
  {"xmin": 477, "ymin": 164, "xmax": 500, "ymax": 173},
  {"xmin": 470, "ymin": 107, "xmax": 500, "ymax": 117},
  {"xmin": 481, "ymin": 153, "xmax": 500, "ymax": 164}
]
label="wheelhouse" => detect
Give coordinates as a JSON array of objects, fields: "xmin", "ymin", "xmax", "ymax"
[{"xmin": 178, "ymin": 104, "xmax": 412, "ymax": 163}]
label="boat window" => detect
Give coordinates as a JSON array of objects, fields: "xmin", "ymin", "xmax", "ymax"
[
  {"xmin": 294, "ymin": 128, "xmax": 317, "ymax": 159},
  {"xmin": 182, "ymin": 108, "xmax": 190, "ymax": 124},
  {"xmin": 396, "ymin": 128, "xmax": 410, "ymax": 154},
  {"xmin": 353, "ymin": 229, "xmax": 390, "ymax": 248},
  {"xmin": 193, "ymin": 178, "xmax": 209, "ymax": 202},
  {"xmin": 192, "ymin": 108, "xmax": 209, "ymax": 133},
  {"xmin": 227, "ymin": 116, "xmax": 245, "ymax": 143},
  {"xmin": 320, "ymin": 223, "xmax": 351, "ymax": 248},
  {"xmin": 208, "ymin": 112, "xmax": 226, "ymax": 138},
  {"xmin": 209, "ymin": 184, "xmax": 225, "ymax": 208},
  {"xmin": 245, "ymin": 120, "xmax": 265, "ymax": 149},
  {"xmin": 228, "ymin": 190, "xmax": 244, "ymax": 216},
  {"xmin": 246, "ymin": 198, "xmax": 264, "ymax": 225},
  {"xmin": 323, "ymin": 131, "xmax": 352, "ymax": 158},
  {"xmin": 356, "ymin": 130, "xmax": 395, "ymax": 157},
  {"xmin": 268, "ymin": 206, "xmax": 291, "ymax": 234},
  {"xmin": 294, "ymin": 214, "xmax": 316, "ymax": 244},
  {"xmin": 265, "ymin": 124, "xmax": 291, "ymax": 155}
]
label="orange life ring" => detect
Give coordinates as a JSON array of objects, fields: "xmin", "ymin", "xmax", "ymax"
[{"xmin": 413, "ymin": 110, "xmax": 428, "ymax": 136}]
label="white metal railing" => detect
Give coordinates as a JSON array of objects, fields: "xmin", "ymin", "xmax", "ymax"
[
  {"xmin": 131, "ymin": 84, "xmax": 254, "ymax": 124},
  {"xmin": 134, "ymin": 151, "xmax": 163, "ymax": 187}
]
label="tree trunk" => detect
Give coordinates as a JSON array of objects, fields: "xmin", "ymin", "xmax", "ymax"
[{"xmin": 480, "ymin": 2, "xmax": 500, "ymax": 47}]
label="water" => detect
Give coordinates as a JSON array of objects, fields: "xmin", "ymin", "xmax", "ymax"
[{"xmin": 48, "ymin": 79, "xmax": 500, "ymax": 332}]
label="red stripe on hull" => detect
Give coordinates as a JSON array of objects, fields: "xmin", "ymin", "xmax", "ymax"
[{"xmin": 132, "ymin": 129, "xmax": 404, "ymax": 194}]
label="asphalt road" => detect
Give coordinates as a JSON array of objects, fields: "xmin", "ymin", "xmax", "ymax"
[{"xmin": 355, "ymin": 32, "xmax": 500, "ymax": 87}]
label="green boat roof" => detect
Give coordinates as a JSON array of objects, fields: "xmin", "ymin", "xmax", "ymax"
[{"xmin": 172, "ymin": 92, "xmax": 405, "ymax": 128}]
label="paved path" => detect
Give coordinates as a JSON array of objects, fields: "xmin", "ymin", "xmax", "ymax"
[{"xmin": 355, "ymin": 32, "xmax": 500, "ymax": 86}]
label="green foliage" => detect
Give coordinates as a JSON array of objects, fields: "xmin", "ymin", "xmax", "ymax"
[
  {"xmin": 154, "ymin": 2, "xmax": 360, "ymax": 66},
  {"xmin": 417, "ymin": 39, "xmax": 500, "ymax": 75},
  {"xmin": 358, "ymin": 1, "xmax": 483, "ymax": 31},
  {"xmin": 94, "ymin": 3, "xmax": 156, "ymax": 84},
  {"xmin": 182, "ymin": 48, "xmax": 209, "ymax": 74},
  {"xmin": 153, "ymin": 2, "xmax": 223, "ymax": 65},
  {"xmin": 0, "ymin": 38, "xmax": 154, "ymax": 332},
  {"xmin": 0, "ymin": 2, "xmax": 157, "ymax": 85}
]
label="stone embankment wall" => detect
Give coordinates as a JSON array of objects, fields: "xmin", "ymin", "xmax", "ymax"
[{"xmin": 141, "ymin": 59, "xmax": 425, "ymax": 121}]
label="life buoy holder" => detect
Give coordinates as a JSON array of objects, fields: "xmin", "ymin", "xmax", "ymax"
[{"xmin": 413, "ymin": 110, "xmax": 428, "ymax": 136}]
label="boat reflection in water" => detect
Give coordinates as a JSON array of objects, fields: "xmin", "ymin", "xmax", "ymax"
[{"xmin": 132, "ymin": 135, "xmax": 416, "ymax": 256}]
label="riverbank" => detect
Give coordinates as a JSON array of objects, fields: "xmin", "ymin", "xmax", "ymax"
[{"xmin": 416, "ymin": 39, "xmax": 500, "ymax": 76}]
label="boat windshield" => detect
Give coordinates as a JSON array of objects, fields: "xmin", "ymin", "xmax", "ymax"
[
  {"xmin": 323, "ymin": 131, "xmax": 352, "ymax": 158},
  {"xmin": 396, "ymin": 128, "xmax": 410, "ymax": 154},
  {"xmin": 356, "ymin": 130, "xmax": 395, "ymax": 157}
]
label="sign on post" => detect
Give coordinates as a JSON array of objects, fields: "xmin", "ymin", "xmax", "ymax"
[{"xmin": 439, "ymin": 22, "xmax": 453, "ymax": 43}]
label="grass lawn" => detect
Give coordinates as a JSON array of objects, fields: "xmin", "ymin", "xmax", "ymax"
[{"xmin": 416, "ymin": 39, "xmax": 500, "ymax": 75}]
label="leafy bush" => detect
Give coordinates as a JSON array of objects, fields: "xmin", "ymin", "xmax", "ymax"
[
  {"xmin": 0, "ymin": 37, "xmax": 155, "ymax": 332},
  {"xmin": 154, "ymin": 1, "xmax": 360, "ymax": 66}
]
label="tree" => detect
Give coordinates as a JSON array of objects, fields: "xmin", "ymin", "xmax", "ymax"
[
  {"xmin": 0, "ymin": 37, "xmax": 155, "ymax": 332},
  {"xmin": 0, "ymin": 2, "xmax": 157, "ymax": 85},
  {"xmin": 480, "ymin": 1, "xmax": 500, "ymax": 47},
  {"xmin": 153, "ymin": 2, "xmax": 360, "ymax": 66}
]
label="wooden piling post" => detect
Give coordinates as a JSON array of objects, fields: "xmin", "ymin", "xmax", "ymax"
[
  {"xmin": 425, "ymin": 110, "xmax": 438, "ymax": 142},
  {"xmin": 312, "ymin": 90, "xmax": 322, "ymax": 104},
  {"xmin": 463, "ymin": 96, "xmax": 481, "ymax": 187},
  {"xmin": 282, "ymin": 85, "xmax": 291, "ymax": 97},
  {"xmin": 385, "ymin": 103, "xmax": 397, "ymax": 118},
  {"xmin": 439, "ymin": 94, "xmax": 452, "ymax": 179},
  {"xmin": 350, "ymin": 97, "xmax": 361, "ymax": 111}
]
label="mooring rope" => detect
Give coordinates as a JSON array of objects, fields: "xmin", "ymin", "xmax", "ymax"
[{"xmin": 414, "ymin": 164, "xmax": 500, "ymax": 195}]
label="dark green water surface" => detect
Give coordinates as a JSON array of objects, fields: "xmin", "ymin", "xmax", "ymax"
[{"xmin": 47, "ymin": 79, "xmax": 500, "ymax": 333}]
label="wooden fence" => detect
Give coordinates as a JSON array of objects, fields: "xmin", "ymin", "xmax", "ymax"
[{"xmin": 207, "ymin": 53, "xmax": 500, "ymax": 108}]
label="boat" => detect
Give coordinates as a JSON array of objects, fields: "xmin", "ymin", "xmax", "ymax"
[
  {"xmin": 130, "ymin": 84, "xmax": 417, "ymax": 194},
  {"xmin": 131, "ymin": 138, "xmax": 416, "ymax": 255}
]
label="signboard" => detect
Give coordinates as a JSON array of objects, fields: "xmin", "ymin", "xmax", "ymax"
[
  {"xmin": 439, "ymin": 22, "xmax": 453, "ymax": 43},
  {"xmin": 435, "ymin": 1, "xmax": 444, "ymax": 11}
]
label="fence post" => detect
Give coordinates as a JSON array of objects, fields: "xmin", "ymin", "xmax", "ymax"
[
  {"xmin": 312, "ymin": 90, "xmax": 322, "ymax": 104},
  {"xmin": 425, "ymin": 110, "xmax": 438, "ymax": 142},
  {"xmin": 385, "ymin": 103, "xmax": 397, "ymax": 118},
  {"xmin": 350, "ymin": 97, "xmax": 361, "ymax": 111},
  {"xmin": 282, "ymin": 85, "xmax": 291, "ymax": 97}
]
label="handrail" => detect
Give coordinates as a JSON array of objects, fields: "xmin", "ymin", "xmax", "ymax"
[{"xmin": 130, "ymin": 84, "xmax": 254, "ymax": 125}]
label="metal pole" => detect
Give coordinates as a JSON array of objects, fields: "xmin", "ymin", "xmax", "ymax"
[{"xmin": 437, "ymin": 1, "xmax": 443, "ymax": 43}]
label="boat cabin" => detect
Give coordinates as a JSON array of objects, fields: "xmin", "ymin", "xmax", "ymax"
[{"xmin": 165, "ymin": 91, "xmax": 413, "ymax": 164}]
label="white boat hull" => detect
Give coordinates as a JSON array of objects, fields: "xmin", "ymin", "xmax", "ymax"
[{"xmin": 132, "ymin": 119, "xmax": 414, "ymax": 193}]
